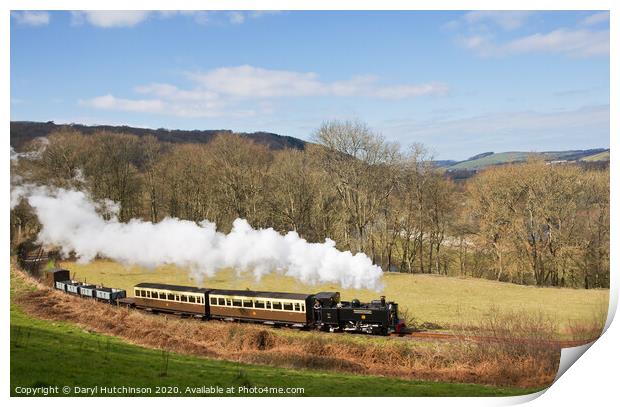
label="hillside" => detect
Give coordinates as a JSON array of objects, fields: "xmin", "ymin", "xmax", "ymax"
[
  {"xmin": 10, "ymin": 121, "xmax": 306, "ymax": 151},
  {"xmin": 11, "ymin": 121, "xmax": 608, "ymax": 172},
  {"xmin": 12, "ymin": 274, "xmax": 534, "ymax": 396},
  {"xmin": 64, "ymin": 260, "xmax": 608, "ymax": 336},
  {"xmin": 581, "ymin": 149, "xmax": 610, "ymax": 162},
  {"xmin": 446, "ymin": 149, "xmax": 609, "ymax": 171}
]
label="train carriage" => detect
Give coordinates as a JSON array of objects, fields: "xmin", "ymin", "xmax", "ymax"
[
  {"xmin": 95, "ymin": 287, "xmax": 127, "ymax": 304},
  {"xmin": 132, "ymin": 283, "xmax": 210, "ymax": 316},
  {"xmin": 66, "ymin": 281, "xmax": 90, "ymax": 295},
  {"xmin": 78, "ymin": 284, "xmax": 97, "ymax": 298},
  {"xmin": 55, "ymin": 280, "xmax": 69, "ymax": 291},
  {"xmin": 207, "ymin": 289, "xmax": 313, "ymax": 326}
]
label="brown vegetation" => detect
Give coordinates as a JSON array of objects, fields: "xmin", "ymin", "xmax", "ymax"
[{"xmin": 13, "ymin": 269, "xmax": 559, "ymax": 388}]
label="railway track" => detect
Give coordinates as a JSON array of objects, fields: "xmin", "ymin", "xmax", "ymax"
[{"xmin": 151, "ymin": 309, "xmax": 595, "ymax": 348}]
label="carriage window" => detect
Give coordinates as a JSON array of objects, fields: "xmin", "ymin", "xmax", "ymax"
[
  {"xmin": 266, "ymin": 301, "xmax": 272, "ymax": 309},
  {"xmin": 243, "ymin": 300, "xmax": 253, "ymax": 308},
  {"xmin": 272, "ymin": 302, "xmax": 282, "ymax": 310},
  {"xmin": 135, "ymin": 290, "xmax": 141, "ymax": 297},
  {"xmin": 210, "ymin": 297, "xmax": 217, "ymax": 305},
  {"xmin": 301, "ymin": 304, "xmax": 305, "ymax": 312},
  {"xmin": 218, "ymin": 298, "xmax": 225, "ymax": 306},
  {"xmin": 181, "ymin": 295, "xmax": 188, "ymax": 302},
  {"xmin": 254, "ymin": 301, "xmax": 265, "ymax": 309},
  {"xmin": 232, "ymin": 299, "xmax": 242, "ymax": 307},
  {"xmin": 158, "ymin": 292, "xmax": 165, "ymax": 299},
  {"xmin": 283, "ymin": 302, "xmax": 293, "ymax": 311},
  {"xmin": 226, "ymin": 299, "xmax": 232, "ymax": 306},
  {"xmin": 294, "ymin": 303, "xmax": 301, "ymax": 311},
  {"xmin": 167, "ymin": 293, "xmax": 174, "ymax": 300}
]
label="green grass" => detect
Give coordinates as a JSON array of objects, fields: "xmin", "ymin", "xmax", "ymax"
[
  {"xmin": 10, "ymin": 284, "xmax": 536, "ymax": 397},
  {"xmin": 65, "ymin": 260, "xmax": 608, "ymax": 335},
  {"xmin": 449, "ymin": 152, "xmax": 537, "ymax": 170},
  {"xmin": 448, "ymin": 150, "xmax": 608, "ymax": 170},
  {"xmin": 581, "ymin": 150, "xmax": 610, "ymax": 162}
]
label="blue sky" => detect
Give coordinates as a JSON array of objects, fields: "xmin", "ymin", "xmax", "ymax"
[{"xmin": 10, "ymin": 10, "xmax": 610, "ymax": 159}]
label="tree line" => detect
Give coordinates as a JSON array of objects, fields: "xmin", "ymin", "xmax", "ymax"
[{"xmin": 10, "ymin": 121, "xmax": 609, "ymax": 288}]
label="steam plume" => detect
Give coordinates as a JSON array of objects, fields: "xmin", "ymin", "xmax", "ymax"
[{"xmin": 13, "ymin": 186, "xmax": 384, "ymax": 290}]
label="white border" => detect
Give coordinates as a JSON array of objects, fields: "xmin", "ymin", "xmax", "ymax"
[{"xmin": 3, "ymin": 1, "xmax": 617, "ymax": 406}]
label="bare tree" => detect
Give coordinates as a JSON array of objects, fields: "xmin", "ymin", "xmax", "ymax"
[{"xmin": 313, "ymin": 120, "xmax": 400, "ymax": 254}]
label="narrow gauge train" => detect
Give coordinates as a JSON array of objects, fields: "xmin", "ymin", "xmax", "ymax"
[
  {"xmin": 52, "ymin": 268, "xmax": 127, "ymax": 304},
  {"xmin": 48, "ymin": 269, "xmax": 404, "ymax": 336}
]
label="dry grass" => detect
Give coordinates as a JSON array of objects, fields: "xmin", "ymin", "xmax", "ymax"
[
  {"xmin": 64, "ymin": 260, "xmax": 609, "ymax": 336},
  {"xmin": 12, "ymin": 268, "xmax": 560, "ymax": 388},
  {"xmin": 566, "ymin": 304, "xmax": 608, "ymax": 341}
]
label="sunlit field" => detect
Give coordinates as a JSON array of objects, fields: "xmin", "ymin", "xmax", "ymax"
[{"xmin": 63, "ymin": 260, "xmax": 608, "ymax": 335}]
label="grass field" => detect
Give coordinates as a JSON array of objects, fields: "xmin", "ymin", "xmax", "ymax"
[
  {"xmin": 447, "ymin": 150, "xmax": 609, "ymax": 170},
  {"xmin": 64, "ymin": 260, "xmax": 608, "ymax": 335},
  {"xmin": 10, "ymin": 271, "xmax": 537, "ymax": 397},
  {"xmin": 449, "ymin": 152, "xmax": 535, "ymax": 170},
  {"xmin": 581, "ymin": 150, "xmax": 610, "ymax": 162}
]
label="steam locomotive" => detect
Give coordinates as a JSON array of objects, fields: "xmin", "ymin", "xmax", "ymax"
[{"xmin": 49, "ymin": 268, "xmax": 405, "ymax": 336}]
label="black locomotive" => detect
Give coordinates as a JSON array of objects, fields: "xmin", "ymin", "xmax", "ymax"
[{"xmin": 314, "ymin": 292, "xmax": 402, "ymax": 335}]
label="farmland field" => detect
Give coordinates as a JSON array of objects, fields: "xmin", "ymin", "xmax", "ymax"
[
  {"xmin": 64, "ymin": 260, "xmax": 608, "ymax": 335},
  {"xmin": 10, "ymin": 270, "xmax": 539, "ymax": 397}
]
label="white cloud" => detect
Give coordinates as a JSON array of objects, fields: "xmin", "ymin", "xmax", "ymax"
[
  {"xmin": 70, "ymin": 10, "xmax": 278, "ymax": 28},
  {"xmin": 228, "ymin": 12, "xmax": 246, "ymax": 24},
  {"xmin": 187, "ymin": 65, "xmax": 447, "ymax": 99},
  {"xmin": 462, "ymin": 28, "xmax": 609, "ymax": 57},
  {"xmin": 81, "ymin": 65, "xmax": 447, "ymax": 118},
  {"xmin": 462, "ymin": 11, "xmax": 533, "ymax": 30},
  {"xmin": 71, "ymin": 11, "xmax": 152, "ymax": 28},
  {"xmin": 453, "ymin": 11, "xmax": 609, "ymax": 58},
  {"xmin": 374, "ymin": 83, "xmax": 449, "ymax": 99},
  {"xmin": 188, "ymin": 66, "xmax": 325, "ymax": 98},
  {"xmin": 503, "ymin": 29, "xmax": 609, "ymax": 57},
  {"xmin": 79, "ymin": 94, "xmax": 164, "ymax": 113},
  {"xmin": 580, "ymin": 12, "xmax": 610, "ymax": 27},
  {"xmin": 80, "ymin": 91, "xmax": 249, "ymax": 119},
  {"xmin": 12, "ymin": 11, "xmax": 50, "ymax": 26}
]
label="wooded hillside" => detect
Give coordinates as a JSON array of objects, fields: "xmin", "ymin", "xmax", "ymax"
[{"xmin": 10, "ymin": 120, "xmax": 609, "ymax": 289}]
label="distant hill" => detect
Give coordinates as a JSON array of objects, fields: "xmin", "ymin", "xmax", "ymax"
[
  {"xmin": 11, "ymin": 121, "xmax": 609, "ymax": 173},
  {"xmin": 10, "ymin": 121, "xmax": 307, "ymax": 151},
  {"xmin": 431, "ymin": 160, "xmax": 458, "ymax": 167},
  {"xmin": 446, "ymin": 149, "xmax": 609, "ymax": 171},
  {"xmin": 581, "ymin": 150, "xmax": 610, "ymax": 162}
]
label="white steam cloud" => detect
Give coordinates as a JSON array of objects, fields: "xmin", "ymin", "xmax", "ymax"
[{"xmin": 12, "ymin": 186, "xmax": 384, "ymax": 290}]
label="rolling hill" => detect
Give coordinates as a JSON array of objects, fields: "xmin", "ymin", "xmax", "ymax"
[
  {"xmin": 444, "ymin": 149, "xmax": 609, "ymax": 171},
  {"xmin": 10, "ymin": 121, "xmax": 307, "ymax": 151},
  {"xmin": 581, "ymin": 150, "xmax": 610, "ymax": 162},
  {"xmin": 11, "ymin": 121, "xmax": 608, "ymax": 172}
]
